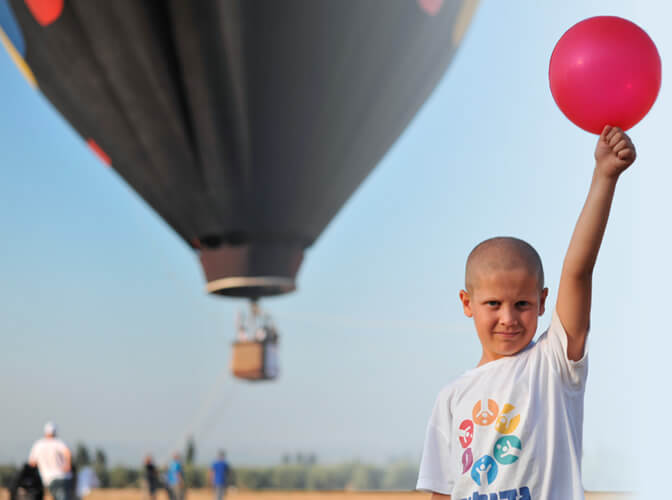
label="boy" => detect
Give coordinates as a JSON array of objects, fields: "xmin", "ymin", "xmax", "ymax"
[{"xmin": 416, "ymin": 125, "xmax": 636, "ymax": 499}]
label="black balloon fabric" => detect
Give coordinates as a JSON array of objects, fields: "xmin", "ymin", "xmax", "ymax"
[{"xmin": 5, "ymin": 0, "xmax": 476, "ymax": 298}]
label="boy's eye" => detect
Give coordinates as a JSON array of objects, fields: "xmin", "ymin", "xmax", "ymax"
[
  {"xmin": 516, "ymin": 301, "xmax": 531, "ymax": 307},
  {"xmin": 486, "ymin": 301, "xmax": 500, "ymax": 307}
]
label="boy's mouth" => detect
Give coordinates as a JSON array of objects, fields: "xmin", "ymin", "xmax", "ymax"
[{"xmin": 494, "ymin": 331, "xmax": 522, "ymax": 338}]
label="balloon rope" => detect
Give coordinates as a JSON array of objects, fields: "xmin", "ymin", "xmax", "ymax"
[
  {"xmin": 275, "ymin": 310, "xmax": 463, "ymax": 333},
  {"xmin": 159, "ymin": 362, "xmax": 231, "ymax": 465}
]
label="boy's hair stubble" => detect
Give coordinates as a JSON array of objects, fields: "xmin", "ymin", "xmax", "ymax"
[{"xmin": 465, "ymin": 237, "xmax": 545, "ymax": 293}]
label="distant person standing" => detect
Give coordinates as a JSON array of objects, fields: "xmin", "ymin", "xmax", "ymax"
[
  {"xmin": 142, "ymin": 454, "xmax": 160, "ymax": 500},
  {"xmin": 74, "ymin": 463, "xmax": 99, "ymax": 499},
  {"xmin": 209, "ymin": 450, "xmax": 230, "ymax": 500},
  {"xmin": 9, "ymin": 463, "xmax": 44, "ymax": 500},
  {"xmin": 28, "ymin": 422, "xmax": 74, "ymax": 500},
  {"xmin": 167, "ymin": 452, "xmax": 186, "ymax": 500}
]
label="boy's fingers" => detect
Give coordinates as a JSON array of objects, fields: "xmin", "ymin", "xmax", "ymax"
[
  {"xmin": 612, "ymin": 139, "xmax": 628, "ymax": 153},
  {"xmin": 608, "ymin": 130, "xmax": 624, "ymax": 146},
  {"xmin": 617, "ymin": 149, "xmax": 635, "ymax": 161},
  {"xmin": 600, "ymin": 125, "xmax": 612, "ymax": 141},
  {"xmin": 607, "ymin": 126, "xmax": 625, "ymax": 143}
]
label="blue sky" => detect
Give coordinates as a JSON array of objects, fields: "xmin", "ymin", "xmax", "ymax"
[{"xmin": 1, "ymin": 0, "xmax": 668, "ymax": 493}]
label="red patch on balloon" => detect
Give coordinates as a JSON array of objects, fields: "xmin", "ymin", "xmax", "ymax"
[
  {"xmin": 24, "ymin": 0, "xmax": 64, "ymax": 26},
  {"xmin": 417, "ymin": 0, "xmax": 443, "ymax": 16},
  {"xmin": 87, "ymin": 139, "xmax": 111, "ymax": 166}
]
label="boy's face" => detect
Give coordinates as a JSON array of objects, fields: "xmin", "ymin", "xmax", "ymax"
[{"xmin": 459, "ymin": 267, "xmax": 548, "ymax": 366}]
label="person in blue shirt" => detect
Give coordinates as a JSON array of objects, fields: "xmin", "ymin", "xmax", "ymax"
[
  {"xmin": 166, "ymin": 453, "xmax": 185, "ymax": 500},
  {"xmin": 209, "ymin": 450, "xmax": 230, "ymax": 500}
]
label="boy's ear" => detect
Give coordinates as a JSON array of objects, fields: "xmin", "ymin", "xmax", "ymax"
[
  {"xmin": 459, "ymin": 289, "xmax": 473, "ymax": 317},
  {"xmin": 538, "ymin": 287, "xmax": 549, "ymax": 316}
]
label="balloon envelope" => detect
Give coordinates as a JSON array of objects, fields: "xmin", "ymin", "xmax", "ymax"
[
  {"xmin": 549, "ymin": 16, "xmax": 661, "ymax": 134},
  {"xmin": 3, "ymin": 0, "xmax": 479, "ymax": 298}
]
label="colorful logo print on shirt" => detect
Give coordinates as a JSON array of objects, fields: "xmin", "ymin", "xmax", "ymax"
[
  {"xmin": 459, "ymin": 419, "xmax": 474, "ymax": 448},
  {"xmin": 459, "ymin": 398, "xmax": 523, "ymax": 488},
  {"xmin": 471, "ymin": 455, "xmax": 498, "ymax": 486},
  {"xmin": 494, "ymin": 436, "xmax": 522, "ymax": 465},
  {"xmin": 494, "ymin": 404, "xmax": 521, "ymax": 434},
  {"xmin": 472, "ymin": 398, "xmax": 499, "ymax": 426},
  {"xmin": 461, "ymin": 448, "xmax": 474, "ymax": 474}
]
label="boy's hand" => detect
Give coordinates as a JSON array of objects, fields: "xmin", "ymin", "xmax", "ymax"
[{"xmin": 594, "ymin": 125, "xmax": 636, "ymax": 178}]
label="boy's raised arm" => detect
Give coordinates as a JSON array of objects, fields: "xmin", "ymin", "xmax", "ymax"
[{"xmin": 556, "ymin": 125, "xmax": 636, "ymax": 361}]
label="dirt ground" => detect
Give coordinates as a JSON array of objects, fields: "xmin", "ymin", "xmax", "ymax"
[{"xmin": 0, "ymin": 489, "xmax": 636, "ymax": 500}]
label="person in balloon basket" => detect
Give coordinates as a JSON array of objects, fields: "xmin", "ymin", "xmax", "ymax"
[{"xmin": 416, "ymin": 126, "xmax": 636, "ymax": 500}]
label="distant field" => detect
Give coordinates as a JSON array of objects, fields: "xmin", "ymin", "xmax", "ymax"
[{"xmin": 0, "ymin": 489, "xmax": 636, "ymax": 499}]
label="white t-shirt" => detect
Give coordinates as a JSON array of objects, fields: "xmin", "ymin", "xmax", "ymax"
[
  {"xmin": 417, "ymin": 309, "xmax": 588, "ymax": 499},
  {"xmin": 28, "ymin": 437, "xmax": 72, "ymax": 486}
]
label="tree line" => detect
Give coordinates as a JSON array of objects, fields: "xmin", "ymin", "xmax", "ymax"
[{"xmin": 0, "ymin": 442, "xmax": 419, "ymax": 491}]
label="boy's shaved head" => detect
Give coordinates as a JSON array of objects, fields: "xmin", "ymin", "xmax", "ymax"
[{"xmin": 465, "ymin": 237, "xmax": 544, "ymax": 292}]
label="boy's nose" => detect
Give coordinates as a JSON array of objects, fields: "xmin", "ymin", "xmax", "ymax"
[{"xmin": 499, "ymin": 307, "xmax": 519, "ymax": 326}]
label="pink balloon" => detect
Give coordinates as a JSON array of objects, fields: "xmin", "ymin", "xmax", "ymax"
[{"xmin": 549, "ymin": 16, "xmax": 661, "ymax": 134}]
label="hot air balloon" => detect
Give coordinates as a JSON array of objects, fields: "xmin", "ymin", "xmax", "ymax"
[{"xmin": 1, "ymin": 0, "xmax": 479, "ymax": 379}]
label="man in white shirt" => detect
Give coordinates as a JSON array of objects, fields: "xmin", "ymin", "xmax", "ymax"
[{"xmin": 28, "ymin": 422, "xmax": 74, "ymax": 500}]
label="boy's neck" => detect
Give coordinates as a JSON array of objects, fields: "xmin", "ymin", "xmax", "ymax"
[{"xmin": 477, "ymin": 341, "xmax": 533, "ymax": 367}]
